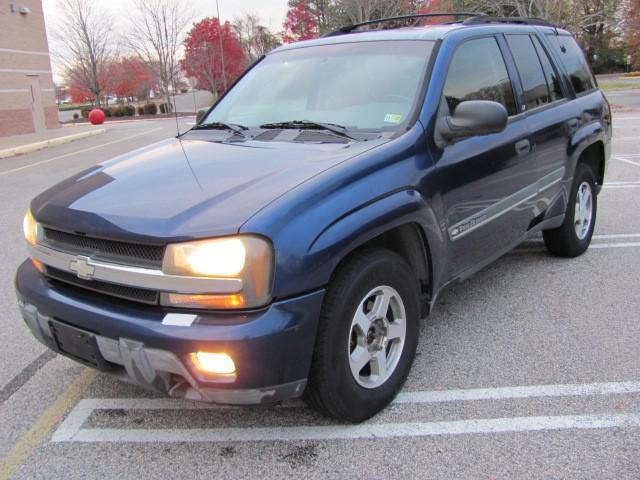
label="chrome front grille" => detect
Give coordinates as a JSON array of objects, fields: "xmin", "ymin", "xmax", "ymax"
[
  {"xmin": 42, "ymin": 228, "xmax": 165, "ymax": 269},
  {"xmin": 45, "ymin": 266, "xmax": 160, "ymax": 305}
]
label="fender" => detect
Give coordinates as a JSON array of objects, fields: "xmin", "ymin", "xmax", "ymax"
[
  {"xmin": 569, "ymin": 120, "xmax": 606, "ymax": 161},
  {"xmin": 305, "ymin": 188, "xmax": 447, "ymax": 301}
]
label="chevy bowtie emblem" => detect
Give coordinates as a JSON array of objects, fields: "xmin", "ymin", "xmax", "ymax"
[{"xmin": 69, "ymin": 256, "xmax": 96, "ymax": 280}]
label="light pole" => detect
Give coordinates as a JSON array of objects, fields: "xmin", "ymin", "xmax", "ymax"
[{"xmin": 216, "ymin": 0, "xmax": 228, "ymax": 91}]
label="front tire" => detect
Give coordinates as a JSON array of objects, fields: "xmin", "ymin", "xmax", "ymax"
[
  {"xmin": 303, "ymin": 248, "xmax": 420, "ymax": 422},
  {"xmin": 543, "ymin": 163, "xmax": 597, "ymax": 257}
]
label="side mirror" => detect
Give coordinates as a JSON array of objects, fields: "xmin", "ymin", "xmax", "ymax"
[{"xmin": 438, "ymin": 100, "xmax": 508, "ymax": 141}]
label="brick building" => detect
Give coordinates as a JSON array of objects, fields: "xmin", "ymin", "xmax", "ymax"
[{"xmin": 0, "ymin": 0, "xmax": 58, "ymax": 137}]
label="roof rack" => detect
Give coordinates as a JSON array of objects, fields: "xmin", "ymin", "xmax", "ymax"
[
  {"xmin": 323, "ymin": 12, "xmax": 485, "ymax": 37},
  {"xmin": 462, "ymin": 16, "xmax": 556, "ymax": 27}
]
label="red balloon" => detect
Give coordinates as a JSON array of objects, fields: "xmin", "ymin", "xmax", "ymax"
[{"xmin": 88, "ymin": 108, "xmax": 105, "ymax": 125}]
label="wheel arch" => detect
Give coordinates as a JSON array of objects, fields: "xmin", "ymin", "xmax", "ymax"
[
  {"xmin": 308, "ymin": 189, "xmax": 444, "ymax": 317},
  {"xmin": 576, "ymin": 140, "xmax": 606, "ymax": 188}
]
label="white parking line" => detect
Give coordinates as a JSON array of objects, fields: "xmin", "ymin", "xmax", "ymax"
[
  {"xmin": 60, "ymin": 413, "xmax": 640, "ymax": 442},
  {"xmin": 613, "ymin": 156, "xmax": 640, "ymax": 168},
  {"xmin": 52, "ymin": 380, "xmax": 640, "ymax": 442},
  {"xmin": 394, "ymin": 381, "xmax": 640, "ymax": 403},
  {"xmin": 590, "ymin": 242, "xmax": 640, "ymax": 249},
  {"xmin": 0, "ymin": 128, "xmax": 162, "ymax": 176},
  {"xmin": 604, "ymin": 182, "xmax": 640, "ymax": 187},
  {"xmin": 593, "ymin": 233, "xmax": 640, "ymax": 239},
  {"xmin": 516, "ymin": 242, "xmax": 640, "ymax": 253}
]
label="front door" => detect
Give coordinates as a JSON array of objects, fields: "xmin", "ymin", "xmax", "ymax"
[
  {"xmin": 433, "ymin": 36, "xmax": 535, "ymax": 277},
  {"xmin": 26, "ymin": 75, "xmax": 46, "ymax": 132}
]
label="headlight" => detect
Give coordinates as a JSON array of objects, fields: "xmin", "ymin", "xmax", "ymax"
[
  {"xmin": 161, "ymin": 236, "xmax": 273, "ymax": 309},
  {"xmin": 23, "ymin": 210, "xmax": 41, "ymax": 246}
]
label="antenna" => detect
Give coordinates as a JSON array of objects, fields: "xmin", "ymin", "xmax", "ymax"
[
  {"xmin": 172, "ymin": 76, "xmax": 180, "ymax": 136},
  {"xmin": 216, "ymin": 0, "xmax": 227, "ymax": 90}
]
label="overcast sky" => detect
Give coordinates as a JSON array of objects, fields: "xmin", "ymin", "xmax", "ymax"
[{"xmin": 41, "ymin": 0, "xmax": 289, "ymax": 82}]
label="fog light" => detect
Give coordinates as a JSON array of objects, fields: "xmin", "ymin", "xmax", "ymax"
[{"xmin": 190, "ymin": 352, "xmax": 236, "ymax": 375}]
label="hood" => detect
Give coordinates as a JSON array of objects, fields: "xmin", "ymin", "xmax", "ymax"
[{"xmin": 31, "ymin": 135, "xmax": 386, "ymax": 243}]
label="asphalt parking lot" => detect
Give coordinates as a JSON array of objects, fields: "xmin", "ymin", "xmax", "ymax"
[{"xmin": 1, "ymin": 113, "xmax": 639, "ymax": 479}]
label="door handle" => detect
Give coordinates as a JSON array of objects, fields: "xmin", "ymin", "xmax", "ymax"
[{"xmin": 515, "ymin": 139, "xmax": 531, "ymax": 156}]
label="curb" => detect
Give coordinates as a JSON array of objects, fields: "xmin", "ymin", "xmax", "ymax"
[{"xmin": 0, "ymin": 128, "xmax": 107, "ymax": 160}]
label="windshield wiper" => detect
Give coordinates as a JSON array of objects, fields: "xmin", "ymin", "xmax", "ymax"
[
  {"xmin": 192, "ymin": 121, "xmax": 248, "ymax": 137},
  {"xmin": 259, "ymin": 120, "xmax": 357, "ymax": 140}
]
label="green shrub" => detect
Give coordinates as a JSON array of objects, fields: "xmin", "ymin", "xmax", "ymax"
[
  {"xmin": 143, "ymin": 103, "xmax": 157, "ymax": 115},
  {"xmin": 137, "ymin": 106, "xmax": 145, "ymax": 116},
  {"xmin": 80, "ymin": 107, "xmax": 91, "ymax": 118},
  {"xmin": 104, "ymin": 107, "xmax": 112, "ymax": 117},
  {"xmin": 123, "ymin": 105, "xmax": 136, "ymax": 116},
  {"xmin": 159, "ymin": 103, "xmax": 169, "ymax": 114},
  {"xmin": 113, "ymin": 107, "xmax": 125, "ymax": 117},
  {"xmin": 73, "ymin": 113, "xmax": 80, "ymax": 120}
]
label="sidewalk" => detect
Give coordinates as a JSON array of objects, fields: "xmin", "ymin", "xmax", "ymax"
[{"xmin": 0, "ymin": 125, "xmax": 106, "ymax": 159}]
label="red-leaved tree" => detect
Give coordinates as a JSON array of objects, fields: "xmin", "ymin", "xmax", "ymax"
[
  {"xmin": 68, "ymin": 78, "xmax": 94, "ymax": 104},
  {"xmin": 106, "ymin": 57, "xmax": 155, "ymax": 101},
  {"xmin": 282, "ymin": 0, "xmax": 319, "ymax": 43},
  {"xmin": 181, "ymin": 17, "xmax": 246, "ymax": 97}
]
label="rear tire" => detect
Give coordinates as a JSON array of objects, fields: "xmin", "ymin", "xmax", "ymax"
[
  {"xmin": 543, "ymin": 163, "xmax": 597, "ymax": 257},
  {"xmin": 303, "ymin": 248, "xmax": 420, "ymax": 422}
]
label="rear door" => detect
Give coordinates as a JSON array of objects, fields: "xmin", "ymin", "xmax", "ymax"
[
  {"xmin": 434, "ymin": 36, "xmax": 536, "ymax": 277},
  {"xmin": 503, "ymin": 33, "xmax": 571, "ymax": 215}
]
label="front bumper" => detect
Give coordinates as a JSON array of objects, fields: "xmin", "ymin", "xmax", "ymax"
[{"xmin": 15, "ymin": 260, "xmax": 325, "ymax": 404}]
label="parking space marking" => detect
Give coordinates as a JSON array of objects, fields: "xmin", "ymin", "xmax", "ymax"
[
  {"xmin": 53, "ymin": 413, "xmax": 640, "ymax": 443},
  {"xmin": 613, "ymin": 156, "xmax": 640, "ymax": 168},
  {"xmin": 51, "ymin": 380, "xmax": 640, "ymax": 443},
  {"xmin": 590, "ymin": 242, "xmax": 640, "ymax": 249},
  {"xmin": 593, "ymin": 233, "xmax": 640, "ymax": 240},
  {"xmin": 394, "ymin": 381, "xmax": 640, "ymax": 403},
  {"xmin": 517, "ymin": 242, "xmax": 640, "ymax": 254},
  {"xmin": 0, "ymin": 128, "xmax": 162, "ymax": 176},
  {"xmin": 603, "ymin": 182, "xmax": 640, "ymax": 189}
]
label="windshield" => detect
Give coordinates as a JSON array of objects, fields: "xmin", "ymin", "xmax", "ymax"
[{"xmin": 203, "ymin": 40, "xmax": 434, "ymax": 131}]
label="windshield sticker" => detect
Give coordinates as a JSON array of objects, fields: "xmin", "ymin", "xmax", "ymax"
[{"xmin": 384, "ymin": 113, "xmax": 403, "ymax": 124}]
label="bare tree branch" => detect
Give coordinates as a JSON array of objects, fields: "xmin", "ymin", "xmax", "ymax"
[
  {"xmin": 232, "ymin": 13, "xmax": 281, "ymax": 65},
  {"xmin": 125, "ymin": 0, "xmax": 192, "ymax": 112},
  {"xmin": 55, "ymin": 0, "xmax": 113, "ymax": 106}
]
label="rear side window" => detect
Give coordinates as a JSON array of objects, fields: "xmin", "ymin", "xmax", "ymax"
[
  {"xmin": 531, "ymin": 36, "xmax": 564, "ymax": 102},
  {"xmin": 506, "ymin": 34, "xmax": 550, "ymax": 110},
  {"xmin": 443, "ymin": 37, "xmax": 517, "ymax": 116},
  {"xmin": 546, "ymin": 35, "xmax": 596, "ymax": 94}
]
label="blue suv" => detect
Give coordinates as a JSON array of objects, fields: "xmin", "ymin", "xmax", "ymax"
[{"xmin": 16, "ymin": 14, "xmax": 611, "ymax": 422}]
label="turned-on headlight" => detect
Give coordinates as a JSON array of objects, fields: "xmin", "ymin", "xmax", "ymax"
[{"xmin": 161, "ymin": 236, "xmax": 273, "ymax": 309}]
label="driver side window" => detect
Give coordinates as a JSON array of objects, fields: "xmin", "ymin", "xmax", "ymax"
[{"xmin": 443, "ymin": 37, "xmax": 517, "ymax": 116}]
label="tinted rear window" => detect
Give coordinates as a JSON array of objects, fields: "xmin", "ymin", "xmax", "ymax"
[
  {"xmin": 531, "ymin": 35, "xmax": 564, "ymax": 102},
  {"xmin": 506, "ymin": 34, "xmax": 550, "ymax": 110},
  {"xmin": 546, "ymin": 35, "xmax": 596, "ymax": 94}
]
